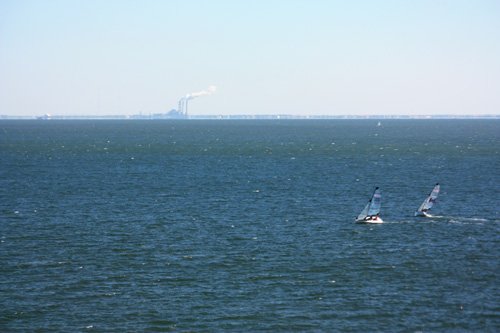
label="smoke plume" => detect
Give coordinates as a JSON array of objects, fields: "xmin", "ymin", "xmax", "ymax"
[
  {"xmin": 176, "ymin": 85, "xmax": 217, "ymax": 116},
  {"xmin": 186, "ymin": 85, "xmax": 217, "ymax": 100}
]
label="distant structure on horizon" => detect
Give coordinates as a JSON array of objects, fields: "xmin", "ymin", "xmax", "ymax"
[
  {"xmin": 36, "ymin": 113, "xmax": 52, "ymax": 120},
  {"xmin": 160, "ymin": 85, "xmax": 217, "ymax": 118},
  {"xmin": 2, "ymin": 113, "xmax": 499, "ymax": 120}
]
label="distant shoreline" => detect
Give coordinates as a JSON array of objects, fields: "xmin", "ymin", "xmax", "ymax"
[{"xmin": 1, "ymin": 114, "xmax": 499, "ymax": 120}]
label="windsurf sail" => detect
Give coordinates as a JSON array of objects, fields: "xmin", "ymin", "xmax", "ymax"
[
  {"xmin": 368, "ymin": 188, "xmax": 382, "ymax": 216},
  {"xmin": 356, "ymin": 202, "xmax": 371, "ymax": 221},
  {"xmin": 416, "ymin": 183, "xmax": 440, "ymax": 214},
  {"xmin": 356, "ymin": 187, "xmax": 381, "ymax": 220}
]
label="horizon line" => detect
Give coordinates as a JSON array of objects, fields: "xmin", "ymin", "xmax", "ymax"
[{"xmin": 1, "ymin": 114, "xmax": 499, "ymax": 120}]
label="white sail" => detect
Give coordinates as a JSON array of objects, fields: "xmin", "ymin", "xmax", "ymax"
[
  {"xmin": 356, "ymin": 187, "xmax": 383, "ymax": 223},
  {"xmin": 368, "ymin": 188, "xmax": 382, "ymax": 216},
  {"xmin": 356, "ymin": 201, "xmax": 371, "ymax": 221},
  {"xmin": 416, "ymin": 183, "xmax": 440, "ymax": 216}
]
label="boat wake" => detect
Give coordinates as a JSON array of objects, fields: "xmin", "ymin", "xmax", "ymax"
[
  {"xmin": 447, "ymin": 216, "xmax": 490, "ymax": 224},
  {"xmin": 416, "ymin": 215, "xmax": 492, "ymax": 224},
  {"xmin": 374, "ymin": 216, "xmax": 494, "ymax": 224}
]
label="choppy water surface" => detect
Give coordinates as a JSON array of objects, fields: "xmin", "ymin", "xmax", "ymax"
[{"xmin": 1, "ymin": 119, "xmax": 499, "ymax": 331}]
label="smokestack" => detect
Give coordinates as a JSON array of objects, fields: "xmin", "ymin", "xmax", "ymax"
[
  {"xmin": 178, "ymin": 98, "xmax": 185, "ymax": 115},
  {"xmin": 177, "ymin": 85, "xmax": 217, "ymax": 116}
]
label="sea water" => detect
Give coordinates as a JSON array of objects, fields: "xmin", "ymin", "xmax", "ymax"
[{"xmin": 1, "ymin": 119, "xmax": 499, "ymax": 331}]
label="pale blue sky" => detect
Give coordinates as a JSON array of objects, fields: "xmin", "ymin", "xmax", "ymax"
[{"xmin": 1, "ymin": 0, "xmax": 499, "ymax": 116}]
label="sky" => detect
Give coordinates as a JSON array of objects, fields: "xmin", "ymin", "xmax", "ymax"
[{"xmin": 1, "ymin": 0, "xmax": 499, "ymax": 116}]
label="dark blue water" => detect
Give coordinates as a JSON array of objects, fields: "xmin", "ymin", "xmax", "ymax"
[{"xmin": 1, "ymin": 120, "xmax": 499, "ymax": 331}]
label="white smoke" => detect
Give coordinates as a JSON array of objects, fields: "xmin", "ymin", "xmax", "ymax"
[
  {"xmin": 186, "ymin": 85, "xmax": 217, "ymax": 100},
  {"xmin": 176, "ymin": 85, "xmax": 217, "ymax": 116}
]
